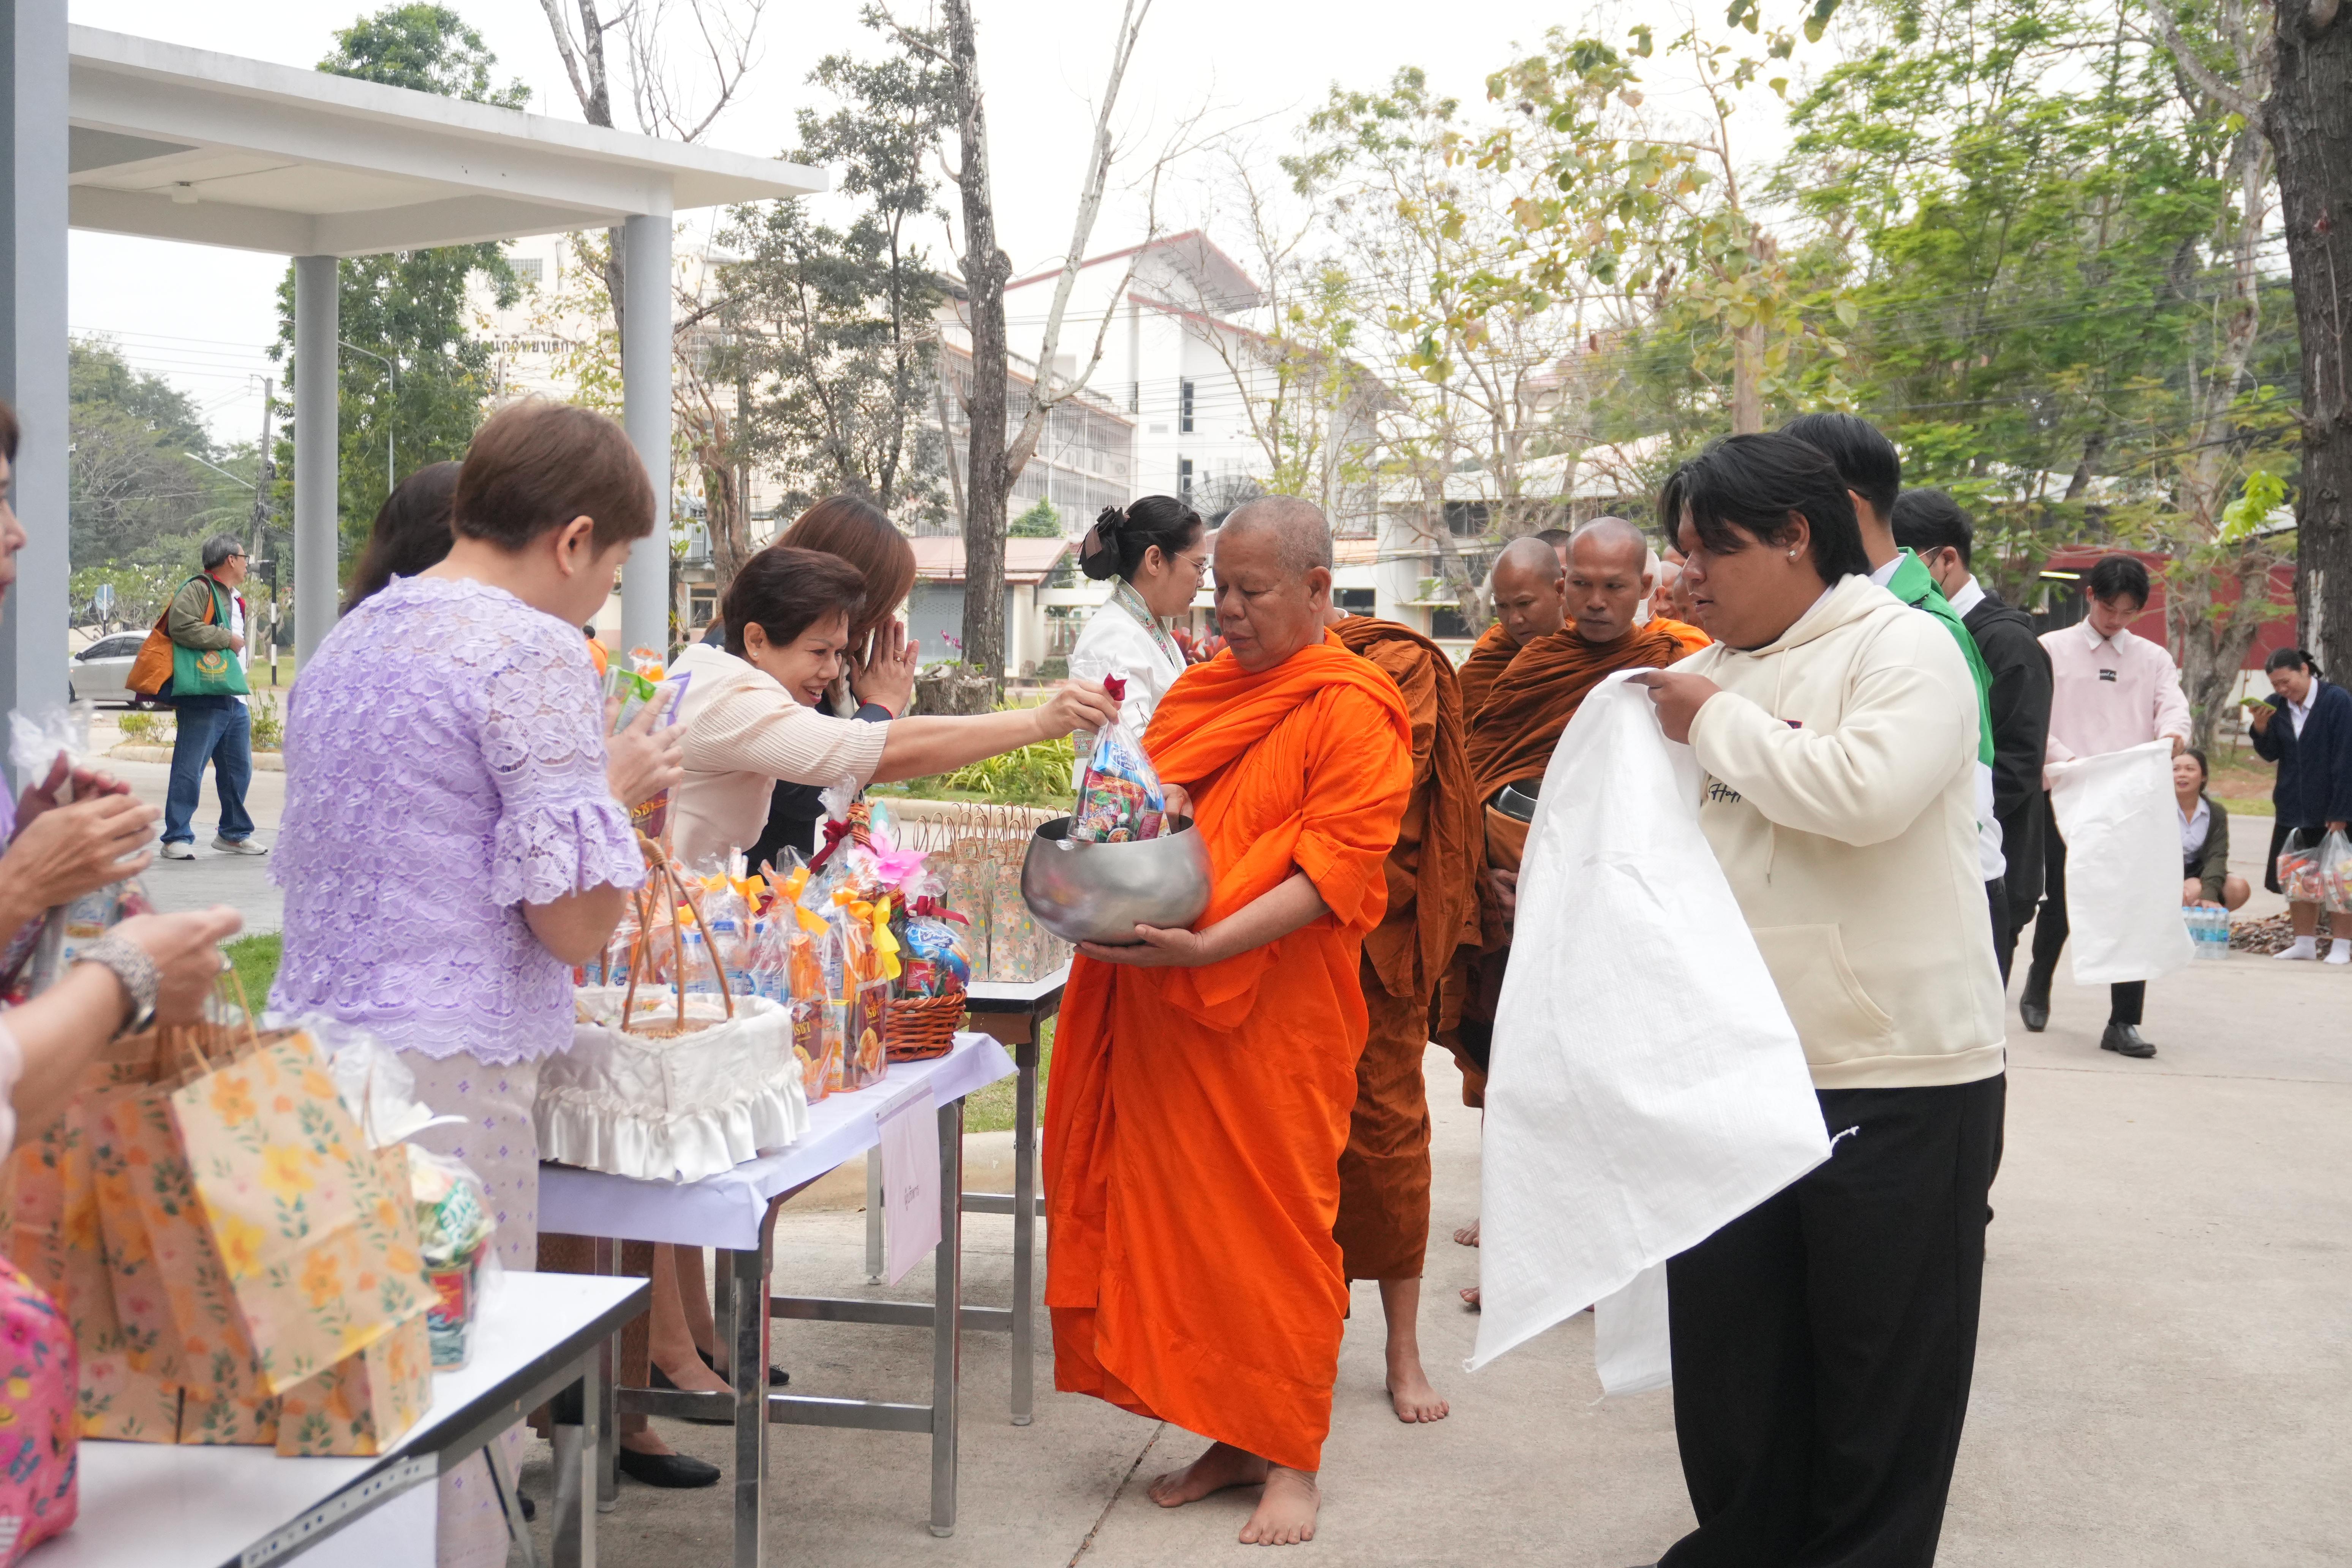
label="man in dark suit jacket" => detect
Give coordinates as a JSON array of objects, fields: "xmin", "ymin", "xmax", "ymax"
[{"xmin": 1894, "ymin": 490, "xmax": 2055, "ymax": 983}]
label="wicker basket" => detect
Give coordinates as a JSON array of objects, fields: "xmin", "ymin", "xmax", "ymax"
[{"xmin": 884, "ymin": 991, "xmax": 966, "ymax": 1061}]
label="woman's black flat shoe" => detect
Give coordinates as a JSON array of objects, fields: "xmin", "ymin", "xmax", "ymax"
[
  {"xmin": 649, "ymin": 1364, "xmax": 736, "ymax": 1424},
  {"xmin": 697, "ymin": 1347, "xmax": 788, "ymax": 1387},
  {"xmin": 616, "ymin": 1447, "xmax": 721, "ymax": 1489}
]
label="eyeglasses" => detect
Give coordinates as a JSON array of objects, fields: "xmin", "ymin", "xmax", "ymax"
[{"xmin": 1173, "ymin": 552, "xmax": 1210, "ymax": 577}]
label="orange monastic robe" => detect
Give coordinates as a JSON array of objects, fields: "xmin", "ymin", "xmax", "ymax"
[
  {"xmin": 1045, "ymin": 631, "xmax": 1413, "ymax": 1473},
  {"xmin": 1330, "ymin": 618, "xmax": 1481, "ymax": 1282},
  {"xmin": 1652, "ymin": 616, "xmax": 1713, "ymax": 659}
]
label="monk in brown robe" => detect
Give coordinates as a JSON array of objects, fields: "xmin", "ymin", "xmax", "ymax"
[
  {"xmin": 1327, "ymin": 605, "xmax": 1480, "ymax": 1423},
  {"xmin": 1457, "ymin": 537, "xmax": 1567, "ymax": 723}
]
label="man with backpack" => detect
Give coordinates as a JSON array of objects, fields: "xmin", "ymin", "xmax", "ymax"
[{"xmin": 156, "ymin": 534, "xmax": 263, "ymax": 860}]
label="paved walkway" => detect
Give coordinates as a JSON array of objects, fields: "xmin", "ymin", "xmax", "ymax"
[
  {"xmin": 513, "ymin": 824, "xmax": 2352, "ymax": 1568},
  {"xmin": 106, "ymin": 756, "xmax": 285, "ymax": 932}
]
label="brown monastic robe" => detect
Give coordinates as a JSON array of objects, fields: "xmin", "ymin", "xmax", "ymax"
[
  {"xmin": 1441, "ymin": 621, "xmax": 1685, "ymax": 1103},
  {"xmin": 1330, "ymin": 616, "xmax": 1481, "ymax": 1280}
]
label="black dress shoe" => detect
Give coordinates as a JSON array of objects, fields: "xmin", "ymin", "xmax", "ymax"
[
  {"xmin": 698, "ymin": 1347, "xmax": 788, "ymax": 1387},
  {"xmin": 616, "ymin": 1447, "xmax": 722, "ymax": 1489},
  {"xmin": 2100, "ymin": 1022, "xmax": 2156, "ymax": 1058},
  {"xmin": 2019, "ymin": 997, "xmax": 2049, "ymax": 1032},
  {"xmin": 518, "ymin": 1493, "xmax": 535, "ymax": 1523}
]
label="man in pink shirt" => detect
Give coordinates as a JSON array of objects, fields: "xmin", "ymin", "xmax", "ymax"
[{"xmin": 2020, "ymin": 555, "xmax": 2191, "ymax": 1057}]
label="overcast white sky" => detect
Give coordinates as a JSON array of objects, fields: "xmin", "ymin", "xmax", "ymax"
[{"xmin": 65, "ymin": 0, "xmax": 1700, "ymax": 441}]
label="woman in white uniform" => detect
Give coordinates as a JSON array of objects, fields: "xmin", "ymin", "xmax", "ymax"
[{"xmin": 1066, "ymin": 495, "xmax": 1207, "ymax": 769}]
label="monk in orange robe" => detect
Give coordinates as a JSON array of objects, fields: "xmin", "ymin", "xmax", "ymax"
[
  {"xmin": 1328, "ymin": 607, "xmax": 1480, "ymax": 1424},
  {"xmin": 1650, "ymin": 548, "xmax": 1713, "ymax": 658},
  {"xmin": 1047, "ymin": 497, "xmax": 1413, "ymax": 1546}
]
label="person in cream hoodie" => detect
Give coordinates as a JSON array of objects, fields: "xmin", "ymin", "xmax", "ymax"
[{"xmin": 1632, "ymin": 432, "xmax": 2005, "ymax": 1568}]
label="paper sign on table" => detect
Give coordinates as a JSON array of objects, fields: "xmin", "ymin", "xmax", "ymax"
[{"xmin": 876, "ymin": 1084, "xmax": 939, "ymax": 1285}]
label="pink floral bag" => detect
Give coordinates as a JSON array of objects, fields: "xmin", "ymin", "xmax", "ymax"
[{"xmin": 0, "ymin": 1255, "xmax": 77, "ymax": 1563}]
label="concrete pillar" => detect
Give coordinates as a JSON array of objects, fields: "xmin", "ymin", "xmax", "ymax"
[
  {"xmin": 0, "ymin": 0, "xmax": 69, "ymax": 764},
  {"xmin": 293, "ymin": 254, "xmax": 339, "ymax": 666},
  {"xmin": 620, "ymin": 212, "xmax": 672, "ymax": 656}
]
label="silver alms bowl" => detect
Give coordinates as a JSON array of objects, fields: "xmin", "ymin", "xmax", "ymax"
[{"xmin": 1020, "ymin": 816, "xmax": 1214, "ymax": 945}]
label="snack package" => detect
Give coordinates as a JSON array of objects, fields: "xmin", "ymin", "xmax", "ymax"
[
  {"xmin": 2279, "ymin": 835, "xmax": 2325, "ymax": 906},
  {"xmin": 604, "ymin": 653, "xmax": 690, "ymax": 839},
  {"xmin": 407, "ymin": 1149, "xmax": 495, "ymax": 1370},
  {"xmin": 1068, "ymin": 677, "xmax": 1166, "ymax": 843},
  {"xmin": 6, "ymin": 704, "xmax": 158, "ymax": 999},
  {"xmin": 900, "ymin": 916, "xmax": 972, "ymax": 999},
  {"xmin": 829, "ymin": 891, "xmax": 891, "ymax": 1092},
  {"xmin": 786, "ymin": 926, "xmax": 837, "ymax": 1103},
  {"xmin": 2319, "ymin": 828, "xmax": 2352, "ymax": 914}
]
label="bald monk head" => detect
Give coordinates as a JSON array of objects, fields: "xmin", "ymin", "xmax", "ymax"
[
  {"xmin": 1564, "ymin": 517, "xmax": 1654, "ymax": 645},
  {"xmin": 1214, "ymin": 497, "xmax": 1335, "ymax": 672},
  {"xmin": 1488, "ymin": 536, "xmax": 1567, "ymax": 649},
  {"xmin": 1535, "ymin": 527, "xmax": 1574, "ymax": 577}
]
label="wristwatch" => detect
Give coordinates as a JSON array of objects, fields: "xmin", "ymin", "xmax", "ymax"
[{"xmin": 76, "ymin": 934, "xmax": 159, "ymax": 1037}]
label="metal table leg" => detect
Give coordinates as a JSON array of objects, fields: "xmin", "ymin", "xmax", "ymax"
[
  {"xmin": 864, "ymin": 1156, "xmax": 885, "ymax": 1284},
  {"xmin": 552, "ymin": 1345, "xmax": 602, "ymax": 1568},
  {"xmin": 929, "ymin": 1096, "xmax": 964, "ymax": 1538},
  {"xmin": 1010, "ymin": 1031, "xmax": 1038, "ymax": 1425},
  {"xmin": 730, "ymin": 1225, "xmax": 773, "ymax": 1568},
  {"xmin": 592, "ymin": 1236, "xmax": 620, "ymax": 1513}
]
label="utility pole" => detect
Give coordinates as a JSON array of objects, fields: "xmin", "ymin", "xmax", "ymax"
[{"xmin": 246, "ymin": 379, "xmax": 278, "ymax": 685}]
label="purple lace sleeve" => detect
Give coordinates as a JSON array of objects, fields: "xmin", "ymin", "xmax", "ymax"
[{"xmin": 480, "ymin": 628, "xmax": 645, "ymax": 908}]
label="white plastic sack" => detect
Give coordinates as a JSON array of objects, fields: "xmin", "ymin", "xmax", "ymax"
[
  {"xmin": 1471, "ymin": 673, "xmax": 1829, "ymax": 1392},
  {"xmin": 2047, "ymin": 739, "xmax": 2192, "ymax": 985}
]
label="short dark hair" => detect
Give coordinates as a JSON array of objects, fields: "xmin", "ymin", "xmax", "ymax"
[
  {"xmin": 722, "ymin": 545, "xmax": 870, "ymax": 659},
  {"xmin": 2088, "ymin": 553, "xmax": 2151, "ymax": 607},
  {"xmin": 0, "ymin": 399, "xmax": 18, "ymax": 464},
  {"xmin": 1890, "ymin": 488, "xmax": 1974, "ymax": 568},
  {"xmin": 454, "ymin": 400, "xmax": 653, "ymax": 554},
  {"xmin": 1534, "ymin": 527, "xmax": 1574, "ymax": 548},
  {"xmin": 1081, "ymin": 494, "xmax": 1204, "ymax": 582},
  {"xmin": 346, "ymin": 460, "xmax": 460, "ymax": 609},
  {"xmin": 778, "ymin": 495, "xmax": 917, "ymax": 646},
  {"xmin": 2265, "ymin": 645, "xmax": 2324, "ymax": 681},
  {"xmin": 2182, "ymin": 746, "xmax": 2209, "ymax": 781},
  {"xmin": 1657, "ymin": 432, "xmax": 1872, "ymax": 583},
  {"xmin": 201, "ymin": 534, "xmax": 246, "ymax": 571},
  {"xmin": 1781, "ymin": 411, "xmax": 1901, "ymax": 523}
]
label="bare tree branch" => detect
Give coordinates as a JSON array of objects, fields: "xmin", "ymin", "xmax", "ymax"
[{"xmin": 2139, "ymin": 5, "xmax": 2260, "ymax": 119}]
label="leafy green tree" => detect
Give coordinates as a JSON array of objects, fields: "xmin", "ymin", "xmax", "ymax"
[
  {"xmin": 66, "ymin": 340, "xmax": 245, "ymax": 571},
  {"xmin": 719, "ymin": 16, "xmax": 955, "ymax": 528},
  {"xmin": 271, "ymin": 5, "xmax": 525, "ymax": 569},
  {"xmin": 1008, "ymin": 499, "xmax": 1061, "ymax": 537}
]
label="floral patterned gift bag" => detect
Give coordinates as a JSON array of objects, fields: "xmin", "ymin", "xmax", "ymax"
[
  {"xmin": 167, "ymin": 1032, "xmax": 422, "ymax": 1396},
  {"xmin": 0, "ymin": 1257, "xmax": 79, "ymax": 1564}
]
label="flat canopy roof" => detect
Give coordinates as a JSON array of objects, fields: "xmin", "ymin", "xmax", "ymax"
[{"xmin": 65, "ymin": 25, "xmax": 825, "ymax": 258}]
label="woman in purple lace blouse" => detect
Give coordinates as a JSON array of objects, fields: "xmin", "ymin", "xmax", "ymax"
[{"xmin": 270, "ymin": 403, "xmax": 681, "ymax": 1559}]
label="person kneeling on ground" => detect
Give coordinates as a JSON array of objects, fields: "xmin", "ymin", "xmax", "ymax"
[{"xmin": 2175, "ymin": 749, "xmax": 2250, "ymax": 914}]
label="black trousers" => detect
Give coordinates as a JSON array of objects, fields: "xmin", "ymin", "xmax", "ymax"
[
  {"xmin": 2023, "ymin": 800, "xmax": 2144, "ymax": 1025},
  {"xmin": 1661, "ymin": 1076, "xmax": 2006, "ymax": 1568},
  {"xmin": 1985, "ymin": 878, "xmax": 2013, "ymax": 986}
]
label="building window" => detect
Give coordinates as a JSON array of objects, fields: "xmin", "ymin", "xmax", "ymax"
[
  {"xmin": 1178, "ymin": 457, "xmax": 1193, "ymax": 502},
  {"xmin": 1431, "ymin": 607, "xmax": 1473, "ymax": 638},
  {"xmin": 514, "ymin": 256, "xmax": 544, "ymax": 285},
  {"xmin": 1336, "ymin": 588, "xmax": 1374, "ymax": 614},
  {"xmin": 1179, "ymin": 379, "xmax": 1195, "ymax": 434}
]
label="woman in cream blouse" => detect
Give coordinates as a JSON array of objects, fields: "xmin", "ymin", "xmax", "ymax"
[
  {"xmin": 669, "ymin": 545, "xmax": 1119, "ymax": 870},
  {"xmin": 1065, "ymin": 495, "xmax": 1207, "ymax": 770}
]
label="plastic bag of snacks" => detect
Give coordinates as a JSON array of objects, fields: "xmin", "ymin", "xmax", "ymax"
[
  {"xmin": 2278, "ymin": 833, "xmax": 2326, "ymax": 905},
  {"xmin": 408, "ymin": 1150, "xmax": 496, "ymax": 1370},
  {"xmin": 899, "ymin": 912, "xmax": 972, "ymax": 999},
  {"xmin": 604, "ymin": 651, "xmax": 690, "ymax": 839},
  {"xmin": 1068, "ymin": 677, "xmax": 1166, "ymax": 843},
  {"xmin": 2319, "ymin": 828, "xmax": 2352, "ymax": 914},
  {"xmin": 828, "ymin": 889, "xmax": 893, "ymax": 1092}
]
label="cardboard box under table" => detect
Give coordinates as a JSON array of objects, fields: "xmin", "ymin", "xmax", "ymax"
[
  {"xmin": 28, "ymin": 1270, "xmax": 646, "ymax": 1568},
  {"xmin": 537, "ymin": 1032, "xmax": 1015, "ymax": 1568}
]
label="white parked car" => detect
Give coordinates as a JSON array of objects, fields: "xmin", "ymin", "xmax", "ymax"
[{"xmin": 70, "ymin": 632, "xmax": 152, "ymax": 706}]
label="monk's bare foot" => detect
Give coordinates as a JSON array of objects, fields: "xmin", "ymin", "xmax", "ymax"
[
  {"xmin": 1459, "ymin": 1285, "xmax": 1481, "ymax": 1310},
  {"xmin": 1238, "ymin": 1465, "xmax": 1320, "ymax": 1545},
  {"xmin": 1148, "ymin": 1440, "xmax": 1267, "ymax": 1508},
  {"xmin": 1386, "ymin": 1356, "xmax": 1449, "ymax": 1423},
  {"xmin": 1453, "ymin": 1219, "xmax": 1480, "ymax": 1247}
]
